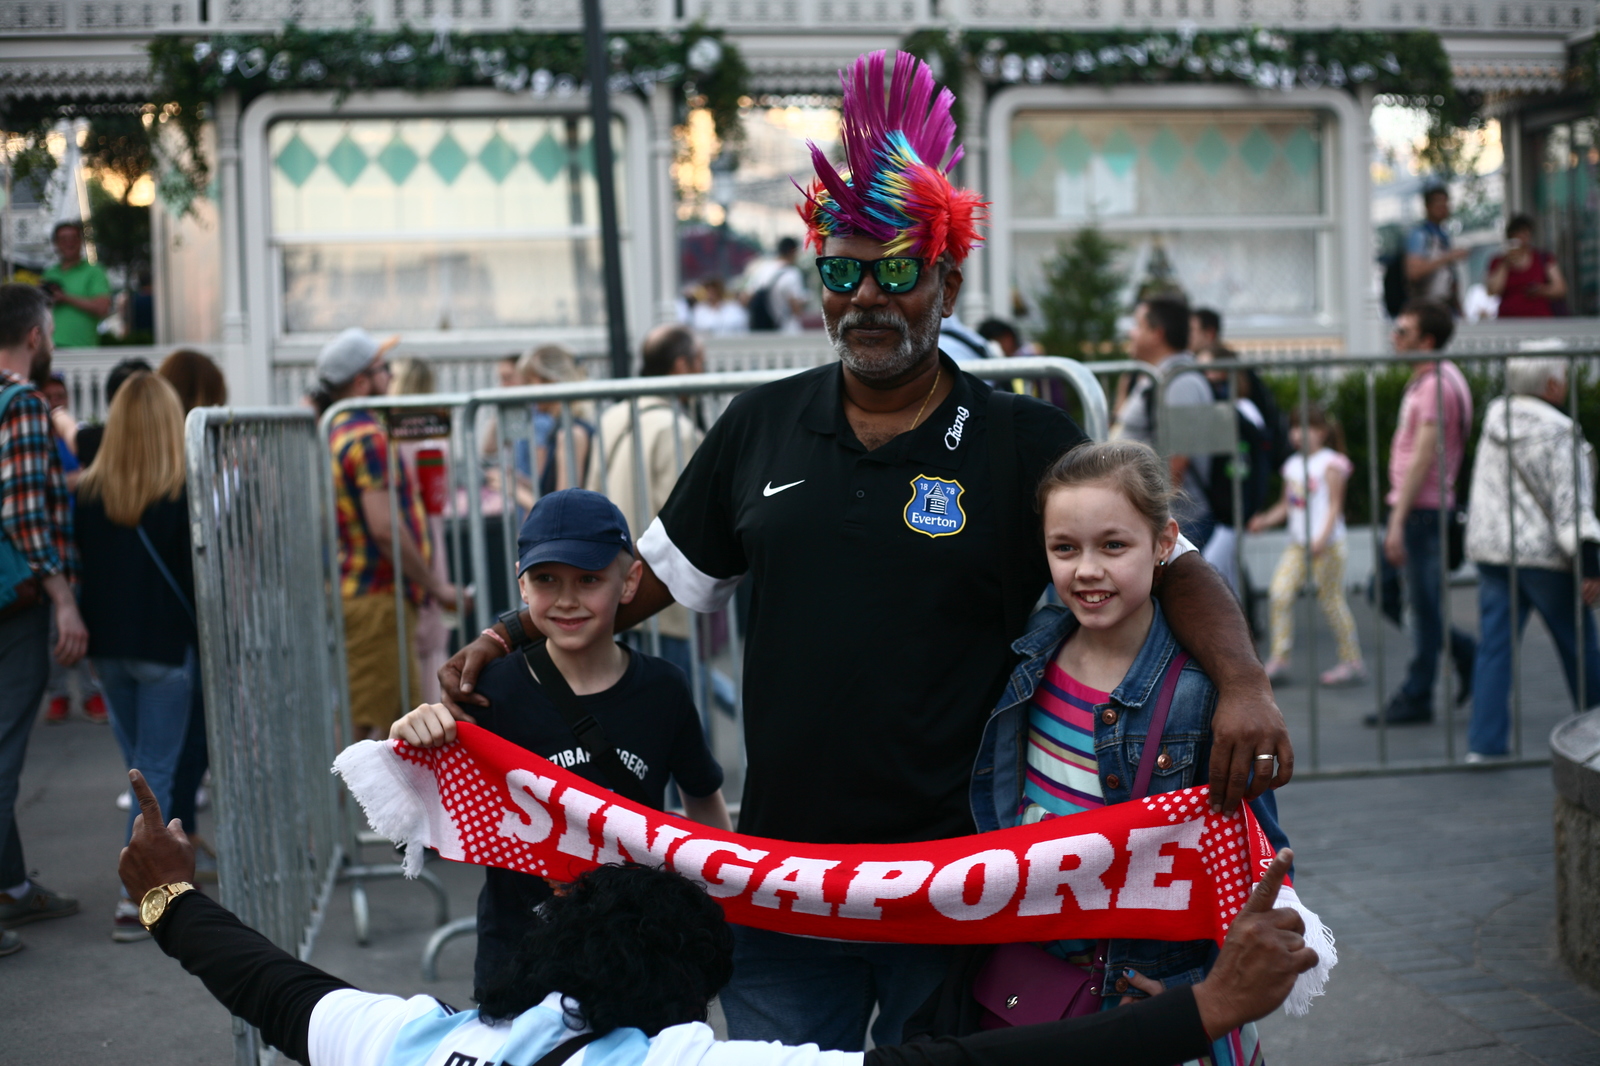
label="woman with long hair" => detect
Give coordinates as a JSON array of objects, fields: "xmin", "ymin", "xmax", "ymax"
[{"xmin": 74, "ymin": 371, "xmax": 198, "ymax": 943}]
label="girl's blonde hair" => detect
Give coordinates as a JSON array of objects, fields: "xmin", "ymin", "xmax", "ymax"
[
  {"xmin": 78, "ymin": 371, "xmax": 186, "ymax": 527},
  {"xmin": 1036, "ymin": 439, "xmax": 1175, "ymax": 541},
  {"xmin": 389, "ymin": 356, "xmax": 436, "ymax": 397},
  {"xmin": 1289, "ymin": 403, "xmax": 1347, "ymax": 455}
]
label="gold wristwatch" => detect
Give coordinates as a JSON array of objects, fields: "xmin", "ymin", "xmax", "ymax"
[{"xmin": 139, "ymin": 882, "xmax": 196, "ymax": 930}]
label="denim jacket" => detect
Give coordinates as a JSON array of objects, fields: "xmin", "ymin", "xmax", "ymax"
[{"xmin": 970, "ymin": 601, "xmax": 1292, "ymax": 998}]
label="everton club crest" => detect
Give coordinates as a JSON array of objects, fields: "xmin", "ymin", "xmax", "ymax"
[{"xmin": 904, "ymin": 475, "xmax": 966, "ymax": 539}]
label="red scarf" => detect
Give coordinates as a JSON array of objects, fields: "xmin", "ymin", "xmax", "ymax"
[{"xmin": 336, "ymin": 723, "xmax": 1292, "ymax": 948}]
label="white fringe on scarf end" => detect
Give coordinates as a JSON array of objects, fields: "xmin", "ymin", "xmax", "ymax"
[
  {"xmin": 332, "ymin": 739, "xmax": 464, "ymax": 877},
  {"xmin": 1275, "ymin": 884, "xmax": 1337, "ymax": 1016}
]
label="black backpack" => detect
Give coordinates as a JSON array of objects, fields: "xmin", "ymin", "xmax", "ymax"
[
  {"xmin": 1381, "ymin": 250, "xmax": 1410, "ymax": 319},
  {"xmin": 747, "ymin": 285, "xmax": 779, "ymax": 331},
  {"xmin": 1140, "ymin": 366, "xmax": 1269, "ymax": 526}
]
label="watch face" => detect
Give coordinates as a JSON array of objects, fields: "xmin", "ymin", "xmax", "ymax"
[{"xmin": 139, "ymin": 887, "xmax": 167, "ymax": 928}]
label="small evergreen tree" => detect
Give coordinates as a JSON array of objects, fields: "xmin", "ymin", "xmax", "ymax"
[{"xmin": 1035, "ymin": 225, "xmax": 1127, "ymax": 360}]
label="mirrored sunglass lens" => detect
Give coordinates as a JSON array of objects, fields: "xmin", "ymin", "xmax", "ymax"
[
  {"xmin": 875, "ymin": 259, "xmax": 920, "ymax": 292},
  {"xmin": 819, "ymin": 259, "xmax": 863, "ymax": 292}
]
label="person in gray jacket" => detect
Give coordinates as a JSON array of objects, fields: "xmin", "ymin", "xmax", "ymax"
[{"xmin": 1464, "ymin": 356, "xmax": 1600, "ymax": 759}]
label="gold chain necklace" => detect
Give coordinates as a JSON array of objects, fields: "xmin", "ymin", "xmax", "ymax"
[{"xmin": 908, "ymin": 368, "xmax": 941, "ymax": 433}]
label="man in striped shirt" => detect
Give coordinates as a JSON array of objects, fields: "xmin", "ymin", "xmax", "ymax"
[{"xmin": 0, "ymin": 283, "xmax": 88, "ymax": 957}]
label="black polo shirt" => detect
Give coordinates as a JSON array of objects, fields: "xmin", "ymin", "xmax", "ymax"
[{"xmin": 640, "ymin": 356, "xmax": 1088, "ymax": 846}]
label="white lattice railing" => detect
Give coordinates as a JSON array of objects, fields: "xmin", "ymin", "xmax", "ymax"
[{"xmin": 0, "ymin": 0, "xmax": 1589, "ymax": 32}]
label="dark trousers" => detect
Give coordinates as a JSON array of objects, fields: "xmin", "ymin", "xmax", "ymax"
[
  {"xmin": 0, "ymin": 604, "xmax": 50, "ymax": 887},
  {"xmin": 1393, "ymin": 510, "xmax": 1477, "ymax": 704}
]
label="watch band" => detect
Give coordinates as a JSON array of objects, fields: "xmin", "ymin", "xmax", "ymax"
[{"xmin": 497, "ymin": 608, "xmax": 530, "ymax": 650}]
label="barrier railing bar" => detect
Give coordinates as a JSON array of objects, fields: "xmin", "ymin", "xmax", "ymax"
[
  {"xmin": 1297, "ymin": 368, "xmax": 1320, "ymax": 772},
  {"xmin": 1367, "ymin": 367, "xmax": 1388, "ymax": 765},
  {"xmin": 1435, "ymin": 359, "xmax": 1455, "ymax": 762},
  {"xmin": 1506, "ymin": 359, "xmax": 1522, "ymax": 759},
  {"xmin": 1572, "ymin": 355, "xmax": 1587, "ymax": 721}
]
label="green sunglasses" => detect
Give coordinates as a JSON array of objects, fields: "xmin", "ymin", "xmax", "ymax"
[{"xmin": 815, "ymin": 256, "xmax": 925, "ymax": 295}]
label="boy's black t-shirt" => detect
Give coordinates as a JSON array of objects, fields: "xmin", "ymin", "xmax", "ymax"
[{"xmin": 468, "ymin": 645, "xmax": 724, "ymax": 996}]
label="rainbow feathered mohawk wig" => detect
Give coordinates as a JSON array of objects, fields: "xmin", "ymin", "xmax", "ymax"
[{"xmin": 797, "ymin": 50, "xmax": 987, "ymax": 265}]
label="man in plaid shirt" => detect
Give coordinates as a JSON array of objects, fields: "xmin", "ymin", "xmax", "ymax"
[{"xmin": 0, "ymin": 283, "xmax": 89, "ymax": 958}]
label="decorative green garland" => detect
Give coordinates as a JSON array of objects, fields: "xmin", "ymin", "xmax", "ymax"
[
  {"xmin": 902, "ymin": 28, "xmax": 1475, "ymax": 132},
  {"xmin": 139, "ymin": 25, "xmax": 748, "ymax": 213}
]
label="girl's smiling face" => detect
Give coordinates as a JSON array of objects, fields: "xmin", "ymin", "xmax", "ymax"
[{"xmin": 1043, "ymin": 481, "xmax": 1178, "ymax": 634}]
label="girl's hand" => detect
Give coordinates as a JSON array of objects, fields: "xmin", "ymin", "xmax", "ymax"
[
  {"xmin": 1310, "ymin": 536, "xmax": 1328, "ymax": 556},
  {"xmin": 389, "ymin": 703, "xmax": 463, "ymax": 747},
  {"xmin": 1118, "ymin": 969, "xmax": 1165, "ymax": 1005}
]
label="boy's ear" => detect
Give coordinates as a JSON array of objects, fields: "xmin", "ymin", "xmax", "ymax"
[
  {"xmin": 618, "ymin": 554, "xmax": 644, "ymax": 605},
  {"xmin": 518, "ymin": 572, "xmax": 532, "ymax": 606}
]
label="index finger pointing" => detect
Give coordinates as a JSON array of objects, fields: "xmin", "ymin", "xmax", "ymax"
[
  {"xmin": 1243, "ymin": 848, "xmax": 1293, "ymax": 914},
  {"xmin": 129, "ymin": 769, "xmax": 164, "ymax": 829}
]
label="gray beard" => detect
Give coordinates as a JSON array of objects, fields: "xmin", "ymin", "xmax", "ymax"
[{"xmin": 826, "ymin": 291, "xmax": 944, "ymax": 387}]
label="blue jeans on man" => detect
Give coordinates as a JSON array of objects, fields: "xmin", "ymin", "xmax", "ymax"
[
  {"xmin": 1383, "ymin": 510, "xmax": 1476, "ymax": 720},
  {"xmin": 720, "ymin": 924, "xmax": 953, "ymax": 1050},
  {"xmin": 1471, "ymin": 564, "xmax": 1600, "ymax": 755}
]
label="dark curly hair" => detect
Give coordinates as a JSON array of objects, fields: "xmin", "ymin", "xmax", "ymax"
[{"xmin": 476, "ymin": 863, "xmax": 734, "ymax": 1035}]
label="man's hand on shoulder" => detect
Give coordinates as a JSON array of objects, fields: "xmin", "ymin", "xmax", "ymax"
[{"xmin": 439, "ymin": 630, "xmax": 510, "ymax": 710}]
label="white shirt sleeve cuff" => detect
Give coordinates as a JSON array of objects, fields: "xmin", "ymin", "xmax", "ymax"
[
  {"xmin": 1168, "ymin": 533, "xmax": 1196, "ymax": 563},
  {"xmin": 638, "ymin": 517, "xmax": 743, "ymax": 615}
]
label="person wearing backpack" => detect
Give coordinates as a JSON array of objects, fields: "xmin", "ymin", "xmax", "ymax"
[
  {"xmin": 746, "ymin": 237, "xmax": 808, "ymax": 333},
  {"xmin": 73, "ymin": 370, "xmax": 198, "ymax": 943},
  {"xmin": 0, "ymin": 284, "xmax": 88, "ymax": 958}
]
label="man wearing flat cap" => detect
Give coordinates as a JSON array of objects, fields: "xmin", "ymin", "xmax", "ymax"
[{"xmin": 312, "ymin": 328, "xmax": 459, "ymax": 738}]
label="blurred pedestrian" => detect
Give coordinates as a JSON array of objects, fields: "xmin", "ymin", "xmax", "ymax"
[
  {"xmin": 1464, "ymin": 357, "xmax": 1600, "ymax": 759},
  {"xmin": 158, "ymin": 349, "xmax": 228, "ymax": 412},
  {"xmin": 512, "ymin": 345, "xmax": 593, "ymax": 508},
  {"xmin": 37, "ymin": 372, "xmax": 107, "ymax": 726},
  {"xmin": 688, "ymin": 278, "xmax": 748, "ymax": 335},
  {"xmin": 155, "ymin": 348, "xmax": 227, "ymax": 856},
  {"xmin": 75, "ymin": 357, "xmax": 152, "ymax": 468},
  {"xmin": 1248, "ymin": 405, "xmax": 1365, "ymax": 687},
  {"xmin": 0, "ymin": 283, "xmax": 87, "ymax": 958},
  {"xmin": 74, "ymin": 371, "xmax": 197, "ymax": 941},
  {"xmin": 745, "ymin": 237, "xmax": 808, "ymax": 333},
  {"xmin": 389, "ymin": 356, "xmax": 452, "ymax": 703},
  {"xmin": 313, "ymin": 329, "xmax": 457, "ymax": 739},
  {"xmin": 1370, "ymin": 300, "xmax": 1476, "ymax": 726},
  {"xmin": 40, "ymin": 222, "xmax": 111, "ymax": 349},
  {"xmin": 1487, "ymin": 215, "xmax": 1566, "ymax": 318},
  {"xmin": 587, "ymin": 325, "xmax": 706, "ymax": 682},
  {"xmin": 1405, "ymin": 184, "xmax": 1468, "ymax": 315}
]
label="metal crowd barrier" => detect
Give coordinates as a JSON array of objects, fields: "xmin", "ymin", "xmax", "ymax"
[
  {"xmin": 1097, "ymin": 349, "xmax": 1600, "ymax": 777},
  {"xmin": 186, "ymin": 407, "xmax": 450, "ymax": 1066},
  {"xmin": 317, "ymin": 356, "xmax": 1106, "ymax": 979}
]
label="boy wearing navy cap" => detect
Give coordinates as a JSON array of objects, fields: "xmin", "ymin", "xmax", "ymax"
[{"xmin": 391, "ymin": 489, "xmax": 729, "ymax": 997}]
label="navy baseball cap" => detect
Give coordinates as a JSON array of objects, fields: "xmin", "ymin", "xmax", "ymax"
[{"xmin": 516, "ymin": 489, "xmax": 634, "ymax": 576}]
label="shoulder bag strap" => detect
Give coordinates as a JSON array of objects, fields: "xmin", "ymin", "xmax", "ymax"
[
  {"xmin": 1130, "ymin": 651, "xmax": 1191, "ymax": 801},
  {"xmin": 531, "ymin": 1031, "xmax": 604, "ymax": 1066},
  {"xmin": 987, "ymin": 388, "xmax": 1026, "ymax": 641},
  {"xmin": 522, "ymin": 640, "xmax": 653, "ymax": 807},
  {"xmin": 136, "ymin": 523, "xmax": 195, "ymax": 626}
]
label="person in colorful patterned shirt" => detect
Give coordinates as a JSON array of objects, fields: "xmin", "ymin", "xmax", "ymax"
[
  {"xmin": 311, "ymin": 328, "xmax": 459, "ymax": 739},
  {"xmin": 0, "ymin": 283, "xmax": 89, "ymax": 959}
]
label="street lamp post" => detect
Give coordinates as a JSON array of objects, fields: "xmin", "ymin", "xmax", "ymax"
[{"xmin": 582, "ymin": 0, "xmax": 631, "ymax": 379}]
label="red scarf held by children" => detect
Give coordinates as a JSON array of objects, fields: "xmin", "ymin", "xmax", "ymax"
[{"xmin": 335, "ymin": 722, "xmax": 1294, "ymax": 948}]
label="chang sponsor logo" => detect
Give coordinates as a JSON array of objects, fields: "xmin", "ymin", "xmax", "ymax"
[{"xmin": 944, "ymin": 405, "xmax": 971, "ymax": 451}]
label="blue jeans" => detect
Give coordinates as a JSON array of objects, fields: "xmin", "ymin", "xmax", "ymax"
[
  {"xmin": 1399, "ymin": 510, "xmax": 1477, "ymax": 704},
  {"xmin": 0, "ymin": 604, "xmax": 50, "ymax": 887},
  {"xmin": 96, "ymin": 650, "xmax": 194, "ymax": 841},
  {"xmin": 719, "ymin": 924, "xmax": 953, "ymax": 1050},
  {"xmin": 1471, "ymin": 564, "xmax": 1600, "ymax": 755}
]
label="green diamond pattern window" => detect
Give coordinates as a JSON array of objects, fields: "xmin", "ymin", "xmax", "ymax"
[
  {"xmin": 275, "ymin": 134, "xmax": 319, "ymax": 188},
  {"xmin": 1006, "ymin": 110, "xmax": 1332, "ymax": 330},
  {"xmin": 429, "ymin": 132, "xmax": 470, "ymax": 185},
  {"xmin": 325, "ymin": 134, "xmax": 368, "ymax": 187},
  {"xmin": 377, "ymin": 135, "xmax": 420, "ymax": 185},
  {"xmin": 268, "ymin": 115, "xmax": 628, "ymax": 336},
  {"xmin": 478, "ymin": 133, "xmax": 519, "ymax": 183}
]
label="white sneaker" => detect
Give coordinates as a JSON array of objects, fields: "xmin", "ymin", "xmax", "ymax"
[
  {"xmin": 1465, "ymin": 751, "xmax": 1512, "ymax": 765},
  {"xmin": 116, "ymin": 790, "xmax": 131, "ymax": 811}
]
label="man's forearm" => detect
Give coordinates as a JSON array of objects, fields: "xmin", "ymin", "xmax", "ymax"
[
  {"xmin": 1391, "ymin": 424, "xmax": 1439, "ymax": 522},
  {"xmin": 42, "ymin": 572, "xmax": 73, "ymax": 606},
  {"xmin": 1158, "ymin": 552, "xmax": 1262, "ymax": 690}
]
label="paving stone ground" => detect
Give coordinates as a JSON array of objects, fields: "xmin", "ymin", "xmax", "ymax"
[{"xmin": 6, "ymin": 614, "xmax": 1600, "ymax": 1062}]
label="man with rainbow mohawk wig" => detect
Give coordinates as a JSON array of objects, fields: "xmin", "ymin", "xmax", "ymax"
[{"xmin": 436, "ymin": 48, "xmax": 1295, "ymax": 1054}]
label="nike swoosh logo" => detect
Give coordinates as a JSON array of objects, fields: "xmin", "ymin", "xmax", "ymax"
[{"xmin": 763, "ymin": 479, "xmax": 805, "ymax": 497}]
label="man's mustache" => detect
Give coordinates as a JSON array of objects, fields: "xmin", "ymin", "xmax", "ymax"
[{"xmin": 835, "ymin": 310, "xmax": 907, "ymax": 335}]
